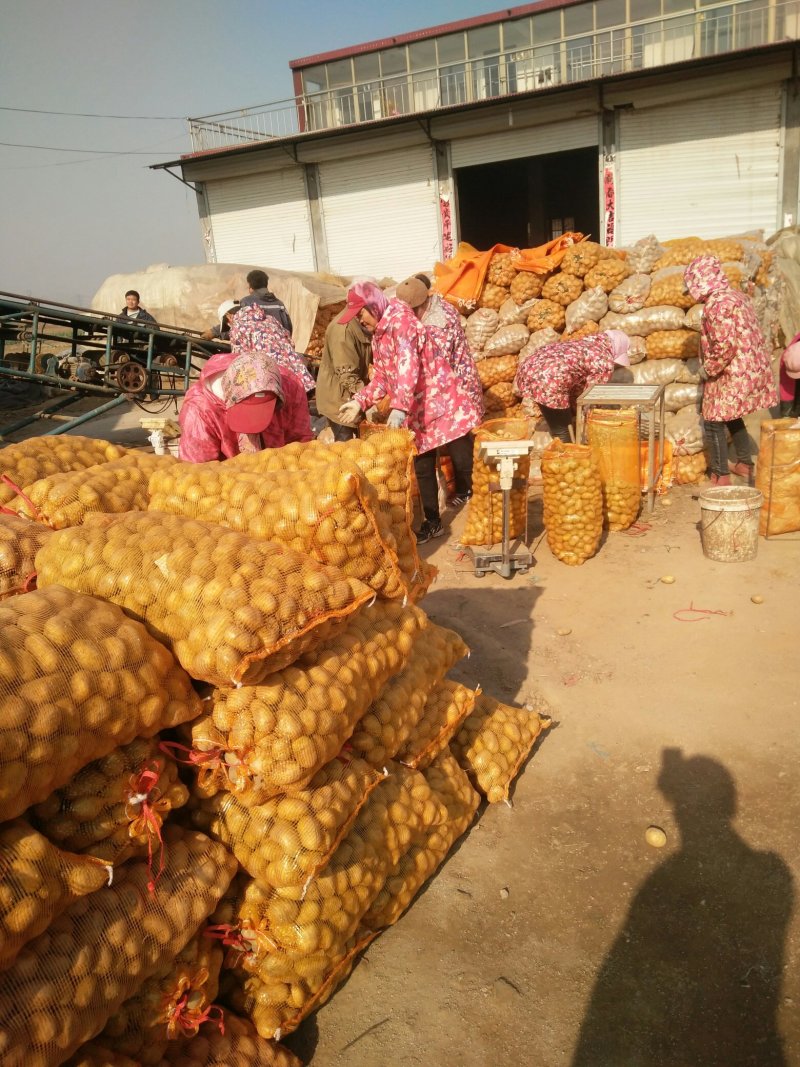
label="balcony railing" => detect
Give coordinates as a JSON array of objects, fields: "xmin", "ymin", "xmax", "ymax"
[{"xmin": 188, "ymin": 0, "xmax": 800, "ymax": 153}]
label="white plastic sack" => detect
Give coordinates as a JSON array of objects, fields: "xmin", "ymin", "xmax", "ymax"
[
  {"xmin": 630, "ymin": 359, "xmax": 684, "ymax": 387},
  {"xmin": 498, "ymin": 299, "xmax": 529, "ymax": 327},
  {"xmin": 483, "ymin": 323, "xmax": 530, "ymax": 357},
  {"xmin": 608, "ymin": 274, "xmax": 651, "ymax": 314},
  {"xmin": 600, "ymin": 306, "xmax": 686, "ymax": 337},
  {"xmin": 625, "ymin": 235, "xmax": 665, "ymax": 274},
  {"xmin": 519, "ymin": 327, "xmax": 560, "ymax": 360},
  {"xmin": 684, "ymin": 304, "xmax": 704, "ymax": 331},
  {"xmin": 629, "ymin": 337, "xmax": 647, "ymax": 365},
  {"xmin": 665, "ymin": 382, "xmax": 703, "ymax": 413},
  {"xmin": 565, "ymin": 287, "xmax": 608, "ymax": 333},
  {"xmin": 465, "ymin": 309, "xmax": 499, "ymax": 355},
  {"xmin": 666, "ymin": 403, "xmax": 705, "ymax": 455}
]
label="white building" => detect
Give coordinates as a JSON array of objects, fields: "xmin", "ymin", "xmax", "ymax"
[{"xmin": 155, "ymin": 0, "xmax": 800, "ymax": 276}]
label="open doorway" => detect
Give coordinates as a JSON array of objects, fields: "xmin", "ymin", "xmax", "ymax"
[{"xmin": 455, "ymin": 145, "xmax": 600, "ymax": 249}]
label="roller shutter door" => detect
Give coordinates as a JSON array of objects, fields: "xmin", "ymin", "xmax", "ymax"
[
  {"xmin": 205, "ymin": 169, "xmax": 315, "ymax": 270},
  {"xmin": 450, "ymin": 115, "xmax": 599, "ymax": 169}
]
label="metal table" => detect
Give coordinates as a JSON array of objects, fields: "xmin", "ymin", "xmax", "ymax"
[{"xmin": 575, "ymin": 382, "xmax": 666, "ymax": 514}]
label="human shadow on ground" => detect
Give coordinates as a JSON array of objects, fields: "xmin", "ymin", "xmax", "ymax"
[{"xmin": 571, "ymin": 748, "xmax": 793, "ymax": 1067}]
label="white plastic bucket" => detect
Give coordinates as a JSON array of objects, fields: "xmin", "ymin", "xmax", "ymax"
[{"xmin": 698, "ymin": 486, "xmax": 763, "ymax": 562}]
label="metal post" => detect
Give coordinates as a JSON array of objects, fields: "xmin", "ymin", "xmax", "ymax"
[
  {"xmin": 29, "ymin": 308, "xmax": 39, "ymax": 374},
  {"xmin": 41, "ymin": 394, "xmax": 129, "ymax": 436}
]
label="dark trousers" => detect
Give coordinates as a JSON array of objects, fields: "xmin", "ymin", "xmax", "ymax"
[
  {"xmin": 414, "ymin": 432, "xmax": 474, "ymax": 523},
  {"xmin": 540, "ymin": 404, "xmax": 573, "ymax": 443},
  {"xmin": 704, "ymin": 417, "xmax": 751, "ymax": 476},
  {"xmin": 328, "ymin": 419, "xmax": 358, "ymax": 442}
]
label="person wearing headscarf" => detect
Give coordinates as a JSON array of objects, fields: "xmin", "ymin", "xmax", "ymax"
[
  {"xmin": 315, "ymin": 281, "xmax": 386, "ymax": 441},
  {"xmin": 229, "ymin": 302, "xmax": 316, "ymax": 393},
  {"xmin": 178, "ymin": 350, "xmax": 312, "ymax": 462},
  {"xmin": 513, "ymin": 330, "xmax": 631, "ymax": 442},
  {"xmin": 683, "ymin": 255, "xmax": 776, "ymax": 485},
  {"xmin": 338, "ymin": 277, "xmax": 482, "ymax": 544}
]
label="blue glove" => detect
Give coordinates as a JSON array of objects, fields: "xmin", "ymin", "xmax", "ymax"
[{"xmin": 387, "ymin": 409, "xmax": 407, "ymax": 429}]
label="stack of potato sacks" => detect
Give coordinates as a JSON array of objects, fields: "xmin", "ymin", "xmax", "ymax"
[
  {"xmin": 0, "ymin": 431, "xmax": 551, "ymax": 1065},
  {"xmin": 459, "ymin": 233, "xmax": 777, "ymax": 486}
]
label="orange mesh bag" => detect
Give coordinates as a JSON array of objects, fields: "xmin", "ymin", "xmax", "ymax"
[
  {"xmin": 148, "ymin": 458, "xmax": 404, "ymax": 600},
  {"xmin": 182, "ymin": 601, "xmax": 426, "ymax": 802},
  {"xmin": 158, "ymin": 1011, "xmax": 302, "ymax": 1066},
  {"xmin": 462, "ymin": 418, "xmax": 531, "ymax": 547},
  {"xmin": 756, "ymin": 419, "xmax": 800, "ymax": 536},
  {"xmin": 0, "ymin": 513, "xmax": 52, "ymax": 599},
  {"xmin": 587, "ymin": 409, "xmax": 641, "ymax": 532},
  {"xmin": 0, "ymin": 436, "xmax": 127, "ymax": 506},
  {"xmin": 395, "ymin": 679, "xmax": 477, "ymax": 770},
  {"xmin": 64, "ymin": 1045, "xmax": 141, "ymax": 1067},
  {"xmin": 10, "ymin": 453, "xmax": 176, "ymax": 529},
  {"xmin": 541, "ymin": 272, "xmax": 582, "ymax": 307},
  {"xmin": 541, "ymin": 440, "xmax": 603, "ymax": 565},
  {"xmin": 645, "ymin": 329, "xmax": 700, "ymax": 360},
  {"xmin": 188, "ymin": 755, "xmax": 385, "ymax": 888},
  {"xmin": 97, "ymin": 931, "xmax": 224, "ymax": 1064},
  {"xmin": 526, "ymin": 298, "xmax": 566, "ymax": 333},
  {"xmin": 0, "ymin": 828, "xmax": 237, "ymax": 1067},
  {"xmin": 483, "ymin": 380, "xmax": 517, "ymax": 415},
  {"xmin": 509, "ymin": 270, "xmax": 546, "ymax": 303},
  {"xmin": 487, "ymin": 252, "xmax": 517, "ymax": 287},
  {"xmin": 584, "ymin": 258, "xmax": 631, "ymax": 293},
  {"xmin": 560, "ymin": 241, "xmax": 601, "ymax": 278},
  {"xmin": 35, "ymin": 512, "xmax": 373, "ymax": 687},
  {"xmin": 451, "ymin": 693, "xmax": 553, "ymax": 803},
  {"xmin": 349, "ymin": 622, "xmax": 469, "ymax": 765},
  {"xmin": 672, "ymin": 452, "xmax": 707, "ymax": 485},
  {"xmin": 363, "ymin": 752, "xmax": 480, "ymax": 929},
  {"xmin": 0, "ymin": 585, "xmax": 201, "ymax": 822},
  {"xmin": 0, "ymin": 819, "xmax": 111, "ymax": 973},
  {"xmin": 654, "ymin": 238, "xmax": 743, "ymax": 269},
  {"xmin": 30, "ymin": 737, "xmax": 189, "ymax": 867}
]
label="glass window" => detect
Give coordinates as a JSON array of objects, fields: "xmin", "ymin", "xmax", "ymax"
[
  {"xmin": 502, "ymin": 17, "xmax": 532, "ymax": 50},
  {"xmin": 409, "ymin": 39, "xmax": 437, "ymax": 72},
  {"xmin": 437, "ymin": 32, "xmax": 467, "ymax": 64},
  {"xmin": 663, "ymin": 0, "xmax": 693, "ymax": 12},
  {"xmin": 532, "ymin": 10, "xmax": 561, "ymax": 42},
  {"xmin": 595, "ymin": 0, "xmax": 627, "ymax": 28},
  {"xmin": 634, "ymin": 0, "xmax": 662, "ymax": 19},
  {"xmin": 380, "ymin": 47, "xmax": 408, "ymax": 76},
  {"xmin": 564, "ymin": 4, "xmax": 594, "ymax": 36},
  {"xmin": 468, "ymin": 24, "xmax": 500, "ymax": 58},
  {"xmin": 302, "ymin": 65, "xmax": 326, "ymax": 93},
  {"xmin": 354, "ymin": 53, "xmax": 380, "ymax": 81},
  {"xmin": 326, "ymin": 59, "xmax": 353, "ymax": 88}
]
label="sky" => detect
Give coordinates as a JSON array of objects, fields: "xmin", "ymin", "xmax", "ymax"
[{"xmin": 0, "ymin": 0, "xmax": 499, "ymax": 307}]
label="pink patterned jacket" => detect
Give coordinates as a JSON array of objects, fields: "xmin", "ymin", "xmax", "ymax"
[
  {"xmin": 353, "ymin": 299, "xmax": 482, "ymax": 454},
  {"xmin": 514, "ymin": 334, "xmax": 617, "ymax": 409},
  {"xmin": 422, "ymin": 294, "xmax": 484, "ymax": 415},
  {"xmin": 684, "ymin": 256, "xmax": 777, "ymax": 422},
  {"xmin": 229, "ymin": 303, "xmax": 316, "ymax": 392}
]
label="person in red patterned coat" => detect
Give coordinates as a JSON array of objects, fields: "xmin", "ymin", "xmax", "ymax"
[{"xmin": 513, "ymin": 330, "xmax": 631, "ymax": 442}]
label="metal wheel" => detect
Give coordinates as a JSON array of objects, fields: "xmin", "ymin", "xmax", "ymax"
[{"xmin": 116, "ymin": 362, "xmax": 148, "ymax": 394}]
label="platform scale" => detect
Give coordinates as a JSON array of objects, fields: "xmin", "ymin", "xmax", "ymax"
[{"xmin": 468, "ymin": 439, "xmax": 537, "ymax": 579}]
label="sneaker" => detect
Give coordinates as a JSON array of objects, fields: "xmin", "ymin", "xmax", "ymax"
[
  {"xmin": 449, "ymin": 492, "xmax": 472, "ymax": 508},
  {"xmin": 416, "ymin": 519, "xmax": 444, "ymax": 544}
]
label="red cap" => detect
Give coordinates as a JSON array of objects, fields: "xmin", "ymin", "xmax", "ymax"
[
  {"xmin": 338, "ymin": 291, "xmax": 367, "ymax": 324},
  {"xmin": 225, "ymin": 391, "xmax": 277, "ymax": 434}
]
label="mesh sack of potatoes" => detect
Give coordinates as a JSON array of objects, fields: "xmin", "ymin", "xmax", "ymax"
[
  {"xmin": 482, "ymin": 323, "xmax": 530, "ymax": 357},
  {"xmin": 526, "ymin": 298, "xmax": 566, "ymax": 333},
  {"xmin": 0, "ymin": 436, "xmax": 127, "ymax": 506},
  {"xmin": 462, "ymin": 418, "xmax": 531, "ymax": 547},
  {"xmin": 30, "ymin": 737, "xmax": 189, "ymax": 867},
  {"xmin": 542, "ymin": 272, "xmax": 583, "ymax": 307},
  {"xmin": 451, "ymin": 693, "xmax": 553, "ymax": 803},
  {"xmin": 305, "ymin": 301, "xmax": 346, "ymax": 363},
  {"xmin": 645, "ymin": 329, "xmax": 700, "ymax": 360},
  {"xmin": 600, "ymin": 305, "xmax": 686, "ymax": 336},
  {"xmin": 664, "ymin": 382, "xmax": 702, "ymax": 413},
  {"xmin": 672, "ymin": 452, "xmax": 708, "ymax": 485},
  {"xmin": 541, "ymin": 440, "xmax": 604, "ymax": 565},
  {"xmin": 0, "ymin": 819, "xmax": 111, "ymax": 973},
  {"xmin": 183, "ymin": 602, "xmax": 425, "ymax": 803},
  {"xmin": 654, "ymin": 238, "xmax": 744, "ymax": 270},
  {"xmin": 477, "ymin": 354, "xmax": 520, "ymax": 389},
  {"xmin": 684, "ymin": 303, "xmax": 704, "ymax": 331},
  {"xmin": 362, "ymin": 753, "xmax": 479, "ymax": 930},
  {"xmin": 221, "ymin": 927, "xmax": 376, "ymax": 1041},
  {"xmin": 188, "ymin": 755, "xmax": 384, "ymax": 888},
  {"xmin": 63, "ymin": 1044, "xmax": 141, "ymax": 1067},
  {"xmin": 565, "ymin": 286, "xmax": 608, "ymax": 333},
  {"xmin": 519, "ymin": 327, "xmax": 561, "ymax": 359},
  {"xmin": 479, "ymin": 283, "xmax": 509, "ymax": 310},
  {"xmin": 608, "ymin": 273, "xmax": 651, "ymax": 314},
  {"xmin": 510, "ymin": 270, "xmax": 546, "ymax": 303},
  {"xmin": 11, "ymin": 453, "xmax": 177, "ymax": 530},
  {"xmin": 625, "ymin": 234, "xmax": 665, "ymax": 274},
  {"xmin": 756, "ymin": 419, "xmax": 800, "ymax": 536},
  {"xmin": 560, "ymin": 241, "xmax": 602, "ymax": 278},
  {"xmin": 349, "ymin": 621, "xmax": 469, "ymax": 766},
  {"xmin": 395, "ymin": 679, "xmax": 477, "ymax": 770},
  {"xmin": 148, "ymin": 458, "xmax": 404, "ymax": 600},
  {"xmin": 0, "ymin": 513, "xmax": 52, "ymax": 599},
  {"xmin": 487, "ymin": 252, "xmax": 517, "ymax": 287},
  {"xmin": 465, "ymin": 308, "xmax": 500, "ymax": 354},
  {"xmin": 563, "ymin": 321, "xmax": 600, "ymax": 341},
  {"xmin": 0, "ymin": 828, "xmax": 236, "ymax": 1067},
  {"xmin": 630, "ymin": 358, "xmax": 685, "ymax": 387},
  {"xmin": 96, "ymin": 931, "xmax": 223, "ymax": 1063},
  {"xmin": 584, "ymin": 258, "xmax": 631, "ymax": 293},
  {"xmin": 0, "ymin": 585, "xmax": 200, "ymax": 822},
  {"xmin": 498, "ymin": 297, "xmax": 535, "ymax": 327},
  {"xmin": 587, "ymin": 409, "xmax": 641, "ymax": 531},
  {"xmin": 157, "ymin": 1012, "xmax": 302, "ymax": 1066},
  {"xmin": 35, "ymin": 512, "xmax": 373, "ymax": 687},
  {"xmin": 645, "ymin": 268, "xmax": 696, "ymax": 310},
  {"xmin": 666, "ymin": 405, "xmax": 705, "ymax": 456},
  {"xmin": 755, "ymin": 250, "xmax": 773, "ymax": 288},
  {"xmin": 483, "ymin": 380, "xmax": 517, "ymax": 415}
]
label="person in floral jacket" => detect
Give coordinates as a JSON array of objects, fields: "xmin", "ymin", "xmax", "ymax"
[
  {"xmin": 339, "ymin": 279, "xmax": 482, "ymax": 543},
  {"xmin": 229, "ymin": 302, "xmax": 316, "ymax": 393},
  {"xmin": 415, "ymin": 273, "xmax": 484, "ymax": 418},
  {"xmin": 513, "ymin": 330, "xmax": 631, "ymax": 442},
  {"xmin": 684, "ymin": 255, "xmax": 777, "ymax": 485}
]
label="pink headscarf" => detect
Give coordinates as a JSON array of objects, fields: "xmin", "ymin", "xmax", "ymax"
[
  {"xmin": 604, "ymin": 329, "xmax": 631, "ymax": 366},
  {"xmin": 684, "ymin": 255, "xmax": 729, "ymax": 303},
  {"xmin": 349, "ymin": 280, "xmax": 389, "ymax": 322}
]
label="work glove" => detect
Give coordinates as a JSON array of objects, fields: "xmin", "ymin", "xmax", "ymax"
[
  {"xmin": 365, "ymin": 406, "xmax": 378, "ymax": 422},
  {"xmin": 338, "ymin": 399, "xmax": 362, "ymax": 425},
  {"xmin": 387, "ymin": 408, "xmax": 407, "ymax": 429}
]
